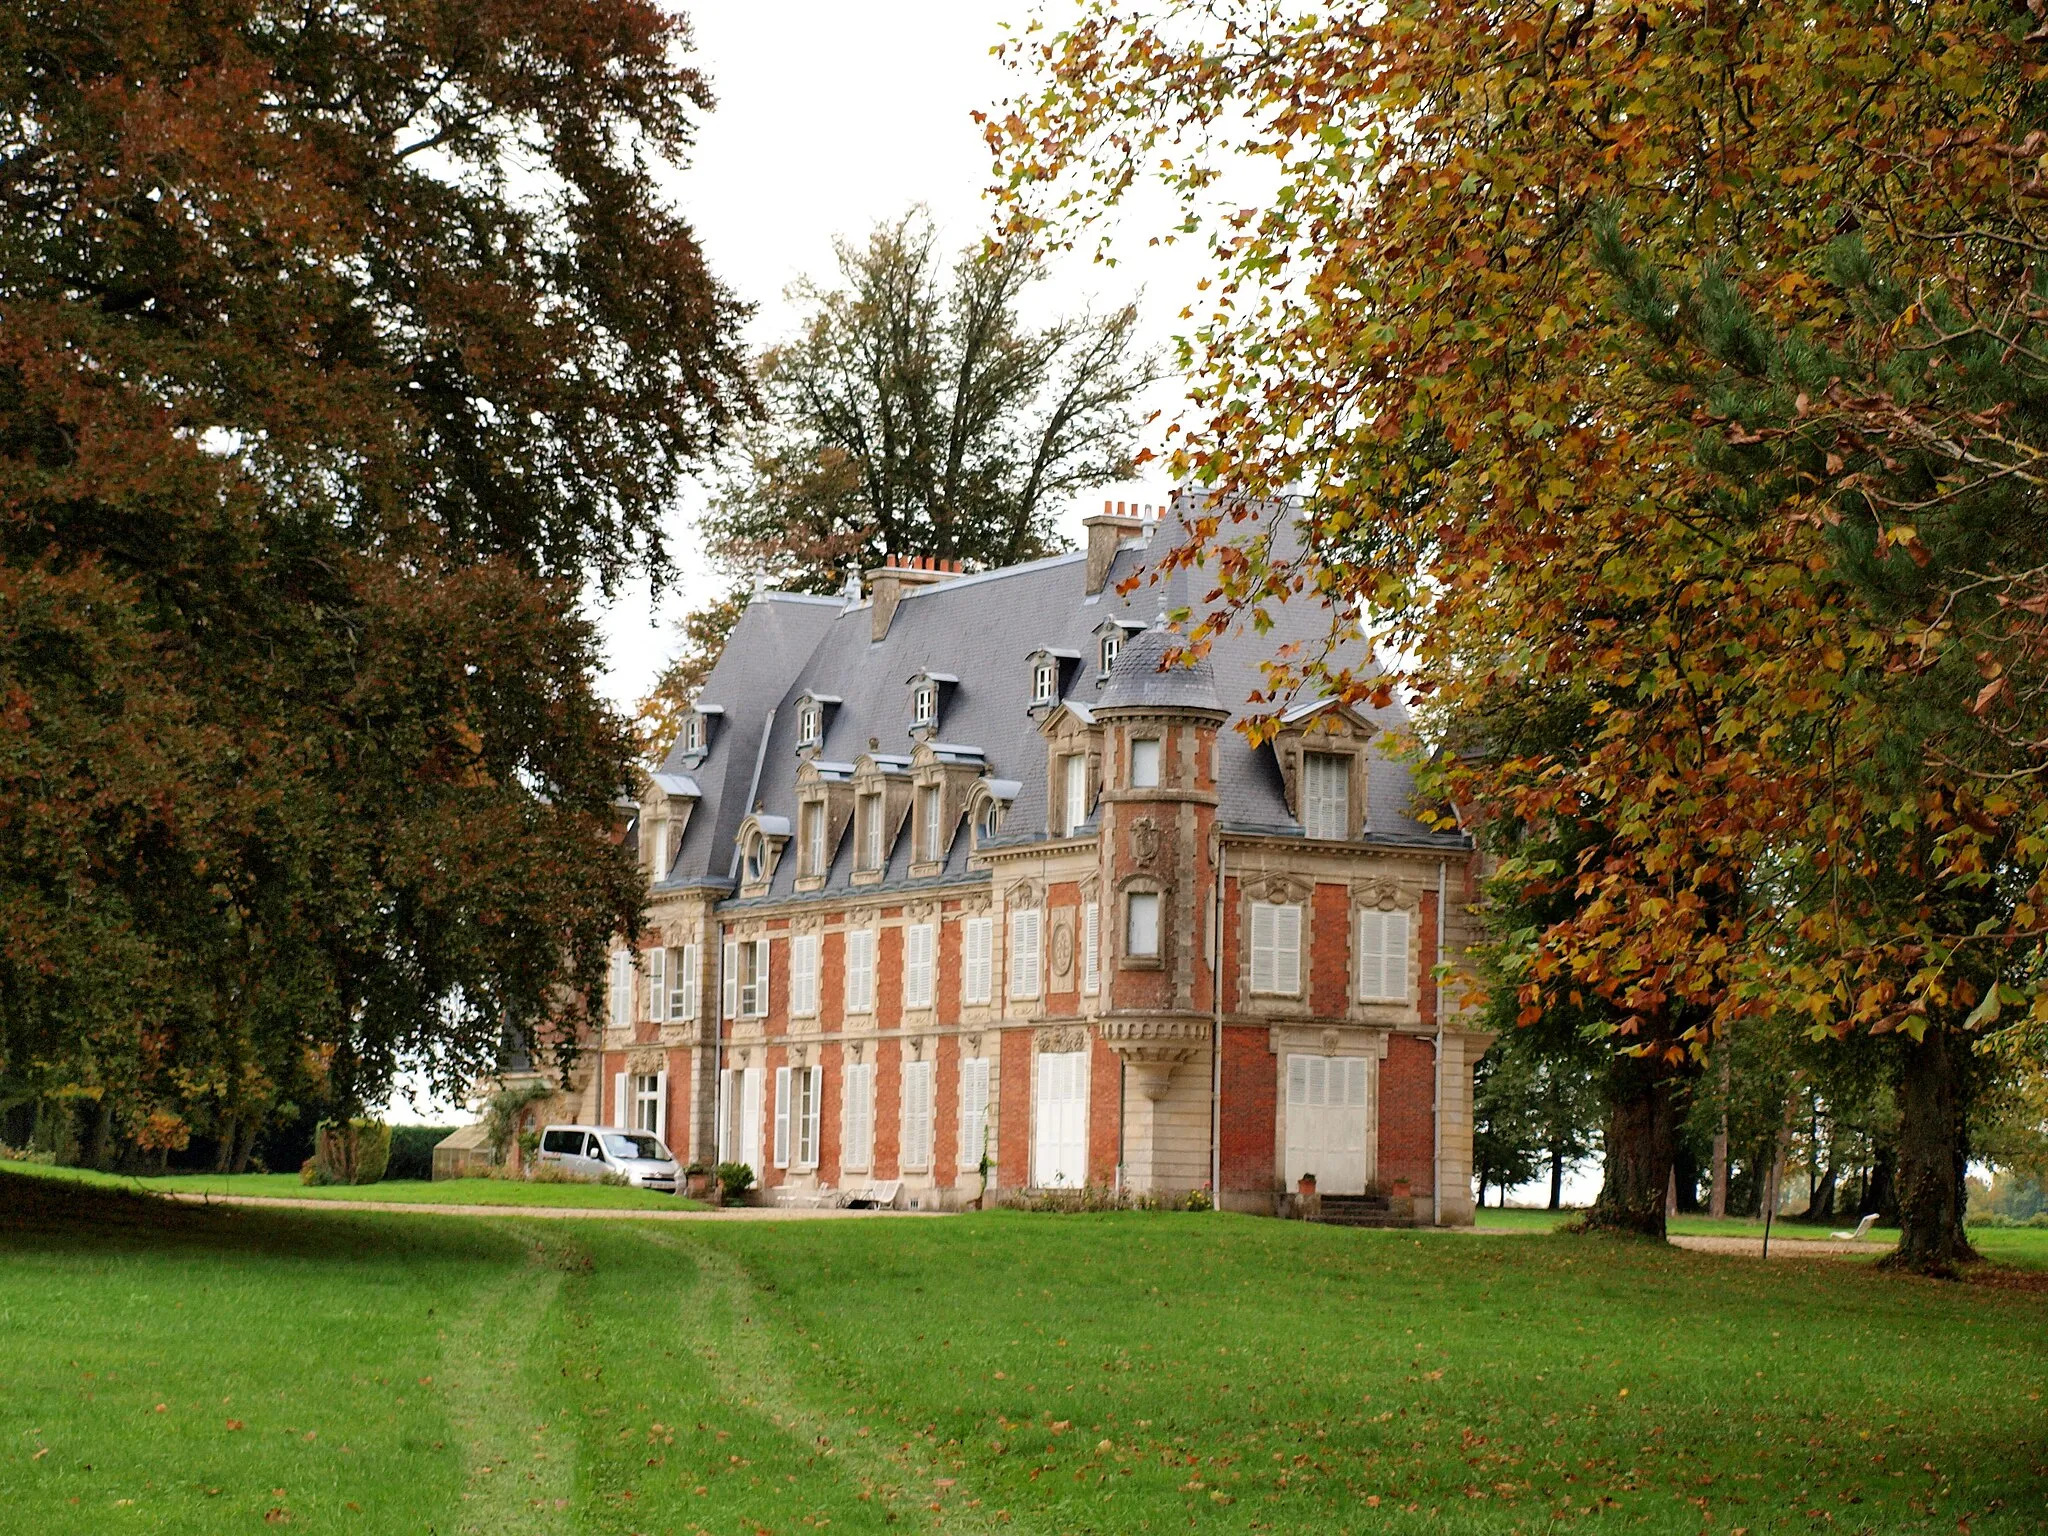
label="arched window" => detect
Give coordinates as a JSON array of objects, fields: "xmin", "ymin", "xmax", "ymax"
[
  {"xmin": 799, "ymin": 703, "xmax": 821, "ymax": 745},
  {"xmin": 1100, "ymin": 632, "xmax": 1120, "ymax": 674},
  {"xmin": 743, "ymin": 831, "xmax": 765, "ymax": 882},
  {"xmin": 975, "ymin": 796, "xmax": 1002, "ymax": 846}
]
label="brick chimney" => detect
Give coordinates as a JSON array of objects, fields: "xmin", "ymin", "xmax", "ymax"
[
  {"xmin": 1084, "ymin": 500, "xmax": 1150, "ymax": 595},
  {"xmin": 866, "ymin": 554, "xmax": 964, "ymax": 641}
]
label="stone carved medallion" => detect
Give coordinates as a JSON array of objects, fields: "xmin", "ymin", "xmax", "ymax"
[
  {"xmin": 1130, "ymin": 816, "xmax": 1162, "ymax": 868},
  {"xmin": 1051, "ymin": 918, "xmax": 1075, "ymax": 979}
]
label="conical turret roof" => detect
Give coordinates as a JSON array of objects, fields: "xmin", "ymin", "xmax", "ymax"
[{"xmin": 1096, "ymin": 621, "xmax": 1227, "ymax": 715}]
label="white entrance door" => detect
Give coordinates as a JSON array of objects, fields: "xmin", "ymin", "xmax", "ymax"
[
  {"xmin": 1285, "ymin": 1055, "xmax": 1371, "ymax": 1194},
  {"xmin": 1033, "ymin": 1051, "xmax": 1088, "ymax": 1188}
]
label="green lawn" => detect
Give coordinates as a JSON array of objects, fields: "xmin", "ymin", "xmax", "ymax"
[
  {"xmin": 0, "ymin": 1158, "xmax": 701, "ymax": 1210},
  {"xmin": 4, "ymin": 1174, "xmax": 2044, "ymax": 1534}
]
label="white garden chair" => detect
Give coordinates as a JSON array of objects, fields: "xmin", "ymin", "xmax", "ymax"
[{"xmin": 1829, "ymin": 1213, "xmax": 1879, "ymax": 1242}]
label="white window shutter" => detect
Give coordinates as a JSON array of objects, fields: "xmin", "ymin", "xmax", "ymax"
[
  {"xmin": 679, "ymin": 943, "xmax": 698, "ymax": 1020},
  {"xmin": 654, "ymin": 1069, "xmax": 668, "ymax": 1143},
  {"xmin": 722, "ymin": 939, "xmax": 739, "ymax": 1018},
  {"xmin": 1010, "ymin": 909, "xmax": 1041, "ymax": 999},
  {"xmin": 906, "ymin": 923, "xmax": 934, "ymax": 1008},
  {"xmin": 647, "ymin": 948, "xmax": 666, "ymax": 1023},
  {"xmin": 904, "ymin": 1061, "xmax": 932, "ymax": 1170},
  {"xmin": 1276, "ymin": 904, "xmax": 1302, "ymax": 995},
  {"xmin": 1385, "ymin": 911, "xmax": 1409, "ymax": 1001},
  {"xmin": 961, "ymin": 1057, "xmax": 990, "ymax": 1170},
  {"xmin": 773, "ymin": 1065, "xmax": 791, "ymax": 1169},
  {"xmin": 963, "ymin": 918, "xmax": 992, "ymax": 1005},
  {"xmin": 1251, "ymin": 905, "xmax": 1269, "ymax": 992},
  {"xmin": 612, "ymin": 1071, "xmax": 626, "ymax": 1126},
  {"xmin": 717, "ymin": 1069, "xmax": 733, "ymax": 1162},
  {"xmin": 805, "ymin": 1066, "xmax": 823, "ymax": 1167}
]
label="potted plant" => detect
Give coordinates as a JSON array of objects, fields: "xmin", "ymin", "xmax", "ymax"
[
  {"xmin": 1390, "ymin": 1176, "xmax": 1411, "ymax": 1199},
  {"xmin": 1297, "ymin": 1172, "xmax": 1317, "ymax": 1196},
  {"xmin": 683, "ymin": 1162, "xmax": 711, "ymax": 1199},
  {"xmin": 715, "ymin": 1161, "xmax": 755, "ymax": 1207}
]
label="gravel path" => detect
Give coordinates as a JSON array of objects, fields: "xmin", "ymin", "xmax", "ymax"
[
  {"xmin": 1668, "ymin": 1234, "xmax": 1891, "ymax": 1259},
  {"xmin": 163, "ymin": 1192, "xmax": 941, "ymax": 1220}
]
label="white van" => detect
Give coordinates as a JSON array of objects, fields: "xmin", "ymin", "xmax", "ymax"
[{"xmin": 535, "ymin": 1125, "xmax": 679, "ymax": 1193}]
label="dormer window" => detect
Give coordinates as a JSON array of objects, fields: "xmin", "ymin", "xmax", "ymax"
[
  {"xmin": 978, "ymin": 798, "xmax": 1001, "ymax": 845},
  {"xmin": 683, "ymin": 715, "xmax": 702, "ymax": 753},
  {"xmin": 913, "ymin": 683, "xmax": 936, "ymax": 725},
  {"xmin": 799, "ymin": 702, "xmax": 821, "ymax": 745},
  {"xmin": 1033, "ymin": 660, "xmax": 1056, "ymax": 704},
  {"xmin": 743, "ymin": 830, "xmax": 765, "ymax": 882},
  {"xmin": 1100, "ymin": 632, "xmax": 1121, "ymax": 674}
]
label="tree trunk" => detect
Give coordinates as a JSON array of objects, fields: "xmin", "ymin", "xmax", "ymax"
[
  {"xmin": 1868, "ymin": 1144, "xmax": 1898, "ymax": 1224},
  {"xmin": 1476, "ymin": 1169, "xmax": 1488, "ymax": 1211},
  {"xmin": 231, "ymin": 1117, "xmax": 260, "ymax": 1175},
  {"xmin": 1548, "ymin": 1150, "xmax": 1563, "ymax": 1211},
  {"xmin": 1883, "ymin": 1027, "xmax": 1977, "ymax": 1276},
  {"xmin": 1709, "ymin": 1051, "xmax": 1730, "ymax": 1218},
  {"xmin": 214, "ymin": 1116, "xmax": 237, "ymax": 1174},
  {"xmin": 1579, "ymin": 1050, "xmax": 1688, "ymax": 1238}
]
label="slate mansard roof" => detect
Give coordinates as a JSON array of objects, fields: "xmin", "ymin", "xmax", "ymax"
[{"xmin": 653, "ymin": 495, "xmax": 1467, "ymax": 903}]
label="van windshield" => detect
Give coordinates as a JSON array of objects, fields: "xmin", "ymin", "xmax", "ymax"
[{"xmin": 603, "ymin": 1133, "xmax": 668, "ymax": 1162}]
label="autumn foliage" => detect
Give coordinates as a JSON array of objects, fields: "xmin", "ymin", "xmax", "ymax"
[
  {"xmin": 0, "ymin": 2, "xmax": 749, "ymax": 1159},
  {"xmin": 993, "ymin": 0, "xmax": 2048, "ymax": 1264}
]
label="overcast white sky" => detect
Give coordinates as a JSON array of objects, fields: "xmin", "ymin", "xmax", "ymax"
[{"xmin": 586, "ymin": 0, "xmax": 1207, "ymax": 714}]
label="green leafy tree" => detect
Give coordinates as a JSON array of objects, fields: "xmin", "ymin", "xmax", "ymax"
[
  {"xmin": 702, "ymin": 207, "xmax": 1157, "ymax": 593},
  {"xmin": 0, "ymin": 0, "xmax": 751, "ymax": 1160}
]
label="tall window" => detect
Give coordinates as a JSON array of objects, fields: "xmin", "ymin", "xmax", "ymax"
[
  {"xmin": 790, "ymin": 933, "xmax": 820, "ymax": 1017},
  {"xmin": 799, "ymin": 702, "xmax": 821, "ymax": 745},
  {"xmin": 775, "ymin": 1065, "xmax": 822, "ymax": 1169},
  {"xmin": 1010, "ymin": 908, "xmax": 1043, "ymax": 1000},
  {"xmin": 962, "ymin": 916, "xmax": 994, "ymax": 1005},
  {"xmin": 802, "ymin": 802, "xmax": 825, "ymax": 876},
  {"xmin": 845, "ymin": 927, "xmax": 877, "ymax": 1012},
  {"xmin": 1251, "ymin": 901, "xmax": 1303, "ymax": 995},
  {"xmin": 609, "ymin": 950, "xmax": 633, "ymax": 1030},
  {"xmin": 631, "ymin": 1072, "xmax": 663, "ymax": 1137},
  {"xmin": 1130, "ymin": 738, "xmax": 1161, "ymax": 788},
  {"xmin": 903, "ymin": 1059, "xmax": 934, "ymax": 1171},
  {"xmin": 960, "ymin": 1057, "xmax": 991, "ymax": 1173},
  {"xmin": 648, "ymin": 821, "xmax": 669, "ymax": 879},
  {"xmin": 904, "ymin": 922, "xmax": 936, "ymax": 1009},
  {"xmin": 645, "ymin": 947, "xmax": 666, "ymax": 1022},
  {"xmin": 913, "ymin": 683, "xmax": 936, "ymax": 725},
  {"xmin": 668, "ymin": 943, "xmax": 698, "ymax": 1021},
  {"xmin": 860, "ymin": 791, "xmax": 884, "ymax": 870},
  {"xmin": 1126, "ymin": 891, "xmax": 1161, "ymax": 959},
  {"xmin": 1033, "ymin": 659, "xmax": 1056, "ymax": 703},
  {"xmin": 921, "ymin": 784, "xmax": 943, "ymax": 861},
  {"xmin": 683, "ymin": 715, "xmax": 701, "ymax": 753},
  {"xmin": 1063, "ymin": 753, "xmax": 1089, "ymax": 835},
  {"xmin": 1082, "ymin": 902, "xmax": 1100, "ymax": 995},
  {"xmin": 1356, "ymin": 909, "xmax": 1411, "ymax": 1002},
  {"xmin": 1100, "ymin": 632, "xmax": 1120, "ymax": 674},
  {"xmin": 1302, "ymin": 751, "xmax": 1350, "ymax": 840},
  {"xmin": 724, "ymin": 938, "xmax": 770, "ymax": 1018},
  {"xmin": 843, "ymin": 1062, "xmax": 874, "ymax": 1170}
]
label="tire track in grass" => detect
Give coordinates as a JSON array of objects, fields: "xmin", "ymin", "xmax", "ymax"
[
  {"xmin": 436, "ymin": 1225, "xmax": 573, "ymax": 1533},
  {"xmin": 632, "ymin": 1228, "xmax": 1018, "ymax": 1535}
]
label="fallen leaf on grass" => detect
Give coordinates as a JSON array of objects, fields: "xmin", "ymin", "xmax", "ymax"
[
  {"xmin": 225, "ymin": 1420, "xmax": 244, "ymax": 1431},
  {"xmin": 32, "ymin": 1448, "xmax": 48, "ymax": 1461}
]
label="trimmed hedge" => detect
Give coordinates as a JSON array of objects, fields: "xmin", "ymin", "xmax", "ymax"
[{"xmin": 386, "ymin": 1125, "xmax": 452, "ymax": 1182}]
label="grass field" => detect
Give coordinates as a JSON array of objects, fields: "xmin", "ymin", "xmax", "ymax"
[
  {"xmin": 0, "ymin": 1158, "xmax": 702, "ymax": 1210},
  {"xmin": 3, "ymin": 1173, "xmax": 2044, "ymax": 1534}
]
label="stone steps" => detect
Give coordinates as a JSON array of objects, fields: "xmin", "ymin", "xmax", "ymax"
[{"xmin": 1309, "ymin": 1193, "xmax": 1419, "ymax": 1229}]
